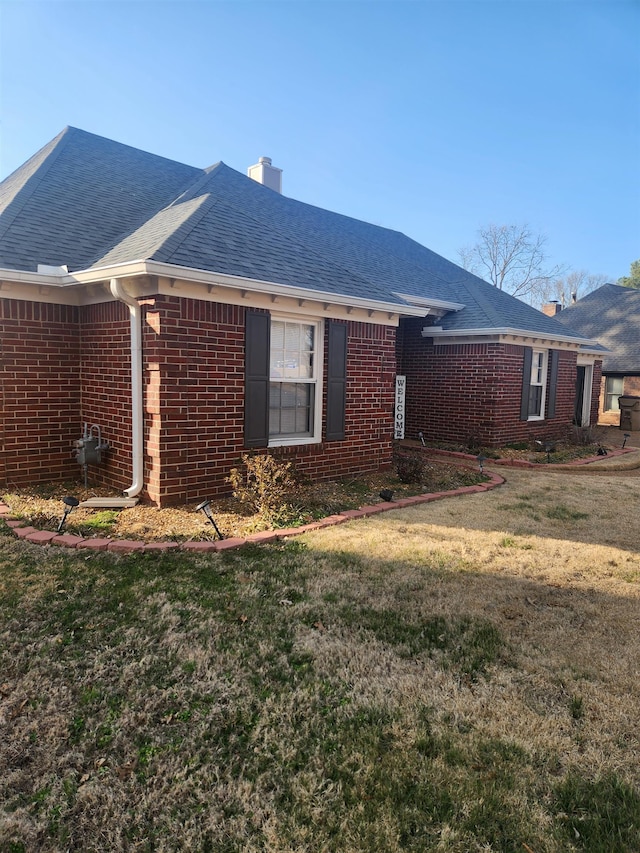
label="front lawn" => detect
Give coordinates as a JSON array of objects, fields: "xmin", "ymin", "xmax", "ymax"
[{"xmin": 1, "ymin": 467, "xmax": 639, "ymax": 851}]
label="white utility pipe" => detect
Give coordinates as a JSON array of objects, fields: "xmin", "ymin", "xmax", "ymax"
[{"xmin": 109, "ymin": 278, "xmax": 144, "ymax": 498}]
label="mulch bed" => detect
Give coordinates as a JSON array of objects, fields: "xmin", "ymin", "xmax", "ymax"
[{"xmin": 2, "ymin": 458, "xmax": 485, "ymax": 543}]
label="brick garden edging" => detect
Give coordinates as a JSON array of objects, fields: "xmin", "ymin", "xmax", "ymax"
[
  {"xmin": 418, "ymin": 445, "xmax": 636, "ymax": 469},
  {"xmin": 0, "ymin": 470, "xmax": 506, "ymax": 554}
]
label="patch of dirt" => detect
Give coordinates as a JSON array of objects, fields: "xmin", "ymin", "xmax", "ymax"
[{"xmin": 2, "ymin": 458, "xmax": 485, "ymax": 543}]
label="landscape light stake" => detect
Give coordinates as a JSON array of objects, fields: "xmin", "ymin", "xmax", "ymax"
[
  {"xmin": 418, "ymin": 431, "xmax": 426, "ymax": 447},
  {"xmin": 57, "ymin": 496, "xmax": 80, "ymax": 533},
  {"xmin": 477, "ymin": 455, "xmax": 486, "ymax": 474},
  {"xmin": 196, "ymin": 500, "xmax": 224, "ymax": 540},
  {"xmin": 623, "ymin": 433, "xmax": 631, "ymax": 448}
]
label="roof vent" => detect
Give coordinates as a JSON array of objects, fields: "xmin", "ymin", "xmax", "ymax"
[{"xmin": 247, "ymin": 156, "xmax": 282, "ymax": 193}]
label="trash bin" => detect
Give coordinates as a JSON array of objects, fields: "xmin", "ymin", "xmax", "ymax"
[{"xmin": 618, "ymin": 396, "xmax": 640, "ymax": 431}]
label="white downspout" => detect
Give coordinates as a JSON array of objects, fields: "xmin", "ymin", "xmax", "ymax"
[{"xmin": 109, "ymin": 278, "xmax": 144, "ymax": 498}]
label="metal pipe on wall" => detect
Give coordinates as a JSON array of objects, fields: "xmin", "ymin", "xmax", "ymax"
[{"xmin": 109, "ymin": 278, "xmax": 144, "ymax": 498}]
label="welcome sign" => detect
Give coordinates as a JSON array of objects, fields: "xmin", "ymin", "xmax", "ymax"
[{"xmin": 394, "ymin": 375, "xmax": 406, "ymax": 439}]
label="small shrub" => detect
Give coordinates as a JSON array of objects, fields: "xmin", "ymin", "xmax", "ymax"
[
  {"xmin": 227, "ymin": 453, "xmax": 299, "ymax": 526},
  {"xmin": 466, "ymin": 431, "xmax": 483, "ymax": 451},
  {"xmin": 394, "ymin": 452, "xmax": 425, "ymax": 484},
  {"xmin": 570, "ymin": 424, "xmax": 607, "ymax": 447}
]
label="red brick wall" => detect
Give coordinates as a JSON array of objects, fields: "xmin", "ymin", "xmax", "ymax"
[
  {"xmin": 0, "ymin": 299, "xmax": 80, "ymax": 487},
  {"xmin": 78, "ymin": 301, "xmax": 135, "ymax": 492},
  {"xmin": 398, "ymin": 319, "xmax": 581, "ymax": 447},
  {"xmin": 624, "ymin": 376, "xmax": 640, "ymax": 396},
  {"xmin": 140, "ymin": 295, "xmax": 246, "ymax": 506},
  {"xmin": 0, "ymin": 293, "xmax": 604, "ymax": 501},
  {"xmin": 144, "ymin": 298, "xmax": 397, "ymax": 505},
  {"xmin": 0, "ymin": 294, "xmax": 398, "ymax": 505}
]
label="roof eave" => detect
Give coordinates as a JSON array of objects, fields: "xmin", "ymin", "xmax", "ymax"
[
  {"xmin": 0, "ymin": 261, "xmax": 429, "ymax": 318},
  {"xmin": 424, "ymin": 325, "xmax": 599, "ymax": 348},
  {"xmin": 391, "ymin": 291, "xmax": 466, "ymax": 312}
]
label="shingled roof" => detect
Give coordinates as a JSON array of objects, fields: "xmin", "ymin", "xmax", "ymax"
[
  {"xmin": 0, "ymin": 127, "xmax": 200, "ymax": 273},
  {"xmin": 552, "ymin": 284, "xmax": 640, "ymax": 372},
  {"xmin": 0, "ymin": 126, "xmax": 592, "ymax": 343}
]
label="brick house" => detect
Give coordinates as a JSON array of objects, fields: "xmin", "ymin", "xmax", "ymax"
[
  {"xmin": 548, "ymin": 284, "xmax": 640, "ymax": 426},
  {"xmin": 0, "ymin": 127, "xmax": 602, "ymax": 505}
]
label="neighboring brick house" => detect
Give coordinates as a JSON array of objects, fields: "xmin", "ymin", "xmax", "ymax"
[
  {"xmin": 549, "ymin": 284, "xmax": 640, "ymax": 425},
  {"xmin": 0, "ymin": 127, "xmax": 602, "ymax": 505}
]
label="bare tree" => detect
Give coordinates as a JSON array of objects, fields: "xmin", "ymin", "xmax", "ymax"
[
  {"xmin": 458, "ymin": 223, "xmax": 566, "ymax": 302},
  {"xmin": 538, "ymin": 270, "xmax": 609, "ymax": 309}
]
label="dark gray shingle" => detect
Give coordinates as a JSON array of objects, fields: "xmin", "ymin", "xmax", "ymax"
[
  {"xmin": 0, "ymin": 127, "xmax": 590, "ymax": 343},
  {"xmin": 553, "ymin": 284, "xmax": 640, "ymax": 372}
]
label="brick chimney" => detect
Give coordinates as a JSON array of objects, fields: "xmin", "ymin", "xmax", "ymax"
[
  {"xmin": 247, "ymin": 156, "xmax": 282, "ymax": 193},
  {"xmin": 542, "ymin": 301, "xmax": 562, "ymax": 317}
]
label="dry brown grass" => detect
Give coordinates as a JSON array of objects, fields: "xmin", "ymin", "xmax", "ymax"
[
  {"xmin": 1, "ymin": 465, "xmax": 639, "ymax": 852},
  {"xmin": 305, "ymin": 467, "xmax": 640, "ymax": 767}
]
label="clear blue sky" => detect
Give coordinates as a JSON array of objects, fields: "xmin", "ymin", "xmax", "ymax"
[{"xmin": 1, "ymin": 0, "xmax": 638, "ymax": 282}]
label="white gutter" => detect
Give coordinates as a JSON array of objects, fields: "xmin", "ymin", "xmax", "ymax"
[
  {"xmin": 0, "ymin": 261, "xmax": 428, "ymax": 317},
  {"xmin": 109, "ymin": 278, "xmax": 144, "ymax": 498},
  {"xmin": 140, "ymin": 260, "xmax": 429, "ymax": 317}
]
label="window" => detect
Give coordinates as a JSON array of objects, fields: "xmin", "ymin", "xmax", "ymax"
[
  {"xmin": 527, "ymin": 349, "xmax": 547, "ymax": 419},
  {"xmin": 605, "ymin": 376, "xmax": 624, "ymax": 411},
  {"xmin": 268, "ymin": 318, "xmax": 322, "ymax": 444},
  {"xmin": 244, "ymin": 312, "xmax": 345, "ymax": 449}
]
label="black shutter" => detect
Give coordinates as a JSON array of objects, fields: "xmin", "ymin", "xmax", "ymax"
[
  {"xmin": 547, "ymin": 350, "xmax": 560, "ymax": 419},
  {"xmin": 326, "ymin": 321, "xmax": 347, "ymax": 441},
  {"xmin": 520, "ymin": 346, "xmax": 533, "ymax": 421},
  {"xmin": 244, "ymin": 310, "xmax": 270, "ymax": 448}
]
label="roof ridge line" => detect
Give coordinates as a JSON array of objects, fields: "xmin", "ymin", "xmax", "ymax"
[
  {"xmin": 0, "ymin": 127, "xmax": 73, "ymax": 242},
  {"xmin": 166, "ymin": 162, "xmax": 223, "ymax": 207},
  {"xmin": 83, "ymin": 165, "xmax": 209, "ymax": 270},
  {"xmin": 149, "ymin": 194, "xmax": 222, "ymax": 264}
]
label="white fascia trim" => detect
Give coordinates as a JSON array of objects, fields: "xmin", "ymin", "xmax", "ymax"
[
  {"xmin": 0, "ymin": 267, "xmax": 77, "ymax": 287},
  {"xmin": 577, "ymin": 345, "xmax": 611, "ymax": 356},
  {"xmin": 0, "ymin": 261, "xmax": 428, "ymax": 318},
  {"xmin": 424, "ymin": 325, "xmax": 599, "ymax": 348},
  {"xmin": 577, "ymin": 354, "xmax": 599, "ymax": 366},
  {"xmin": 392, "ymin": 291, "xmax": 466, "ymax": 312},
  {"xmin": 141, "ymin": 261, "xmax": 427, "ymax": 317}
]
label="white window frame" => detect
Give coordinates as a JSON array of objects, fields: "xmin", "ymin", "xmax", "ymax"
[
  {"xmin": 604, "ymin": 376, "xmax": 624, "ymax": 412},
  {"xmin": 268, "ymin": 315, "xmax": 324, "ymax": 447},
  {"xmin": 528, "ymin": 349, "xmax": 547, "ymax": 421}
]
